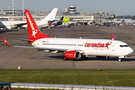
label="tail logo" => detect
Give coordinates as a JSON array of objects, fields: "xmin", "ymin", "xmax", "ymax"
[
  {"xmin": 32, "ymin": 29, "xmax": 38, "ymax": 37},
  {"xmin": 26, "ymin": 12, "xmax": 37, "ymax": 38}
]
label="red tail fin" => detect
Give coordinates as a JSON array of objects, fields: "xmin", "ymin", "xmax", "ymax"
[{"xmin": 25, "ymin": 9, "xmax": 50, "ymax": 40}]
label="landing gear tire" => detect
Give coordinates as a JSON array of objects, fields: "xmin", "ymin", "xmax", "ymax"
[
  {"xmin": 81, "ymin": 55, "xmax": 88, "ymax": 60},
  {"xmin": 119, "ymin": 58, "xmax": 122, "ymax": 62}
]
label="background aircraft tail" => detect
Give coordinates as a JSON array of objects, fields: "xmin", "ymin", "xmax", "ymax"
[
  {"xmin": 65, "ymin": 16, "xmax": 70, "ymax": 23},
  {"xmin": 25, "ymin": 9, "xmax": 50, "ymax": 40},
  {"xmin": 42, "ymin": 8, "xmax": 58, "ymax": 21},
  {"xmin": 56, "ymin": 16, "xmax": 64, "ymax": 25},
  {"xmin": 63, "ymin": 16, "xmax": 70, "ymax": 23},
  {"xmin": 62, "ymin": 17, "xmax": 67, "ymax": 23}
]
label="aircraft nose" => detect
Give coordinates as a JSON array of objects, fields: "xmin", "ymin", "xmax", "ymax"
[{"xmin": 127, "ymin": 47, "xmax": 133, "ymax": 54}]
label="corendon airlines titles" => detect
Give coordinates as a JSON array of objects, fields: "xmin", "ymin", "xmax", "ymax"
[{"xmin": 85, "ymin": 42, "xmax": 112, "ymax": 49}]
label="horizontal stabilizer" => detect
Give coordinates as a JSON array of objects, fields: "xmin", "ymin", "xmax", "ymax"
[{"xmin": 5, "ymin": 37, "xmax": 33, "ymax": 41}]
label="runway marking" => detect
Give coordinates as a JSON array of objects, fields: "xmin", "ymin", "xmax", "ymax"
[
  {"xmin": 26, "ymin": 49, "xmax": 36, "ymax": 58},
  {"xmin": 50, "ymin": 33, "xmax": 54, "ymax": 37}
]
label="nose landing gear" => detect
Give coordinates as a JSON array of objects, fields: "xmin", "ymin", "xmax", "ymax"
[
  {"xmin": 118, "ymin": 56, "xmax": 126, "ymax": 62},
  {"xmin": 119, "ymin": 58, "xmax": 122, "ymax": 62}
]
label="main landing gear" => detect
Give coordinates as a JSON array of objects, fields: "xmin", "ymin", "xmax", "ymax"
[{"xmin": 81, "ymin": 55, "xmax": 88, "ymax": 60}]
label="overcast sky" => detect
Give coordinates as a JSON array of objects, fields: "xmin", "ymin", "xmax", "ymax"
[{"xmin": 0, "ymin": 0, "xmax": 135, "ymax": 16}]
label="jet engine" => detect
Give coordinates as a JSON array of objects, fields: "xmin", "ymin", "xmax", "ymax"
[{"xmin": 64, "ymin": 51, "xmax": 81, "ymax": 59}]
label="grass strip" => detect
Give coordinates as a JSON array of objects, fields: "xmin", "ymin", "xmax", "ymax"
[{"xmin": 0, "ymin": 70, "xmax": 135, "ymax": 87}]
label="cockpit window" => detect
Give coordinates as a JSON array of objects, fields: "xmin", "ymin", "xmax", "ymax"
[{"xmin": 120, "ymin": 45, "xmax": 129, "ymax": 47}]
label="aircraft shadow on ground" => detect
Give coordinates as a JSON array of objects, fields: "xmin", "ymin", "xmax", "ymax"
[
  {"xmin": 29, "ymin": 51, "xmax": 135, "ymax": 61},
  {"xmin": 0, "ymin": 41, "xmax": 4, "ymax": 42},
  {"xmin": 0, "ymin": 30, "xmax": 13, "ymax": 34},
  {"xmin": 49, "ymin": 55, "xmax": 135, "ymax": 61}
]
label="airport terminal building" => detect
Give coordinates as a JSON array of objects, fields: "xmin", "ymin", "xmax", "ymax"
[{"xmin": 0, "ymin": 6, "xmax": 114, "ymax": 25}]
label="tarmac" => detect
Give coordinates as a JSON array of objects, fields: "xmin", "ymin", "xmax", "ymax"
[{"xmin": 0, "ymin": 25, "xmax": 135, "ymax": 69}]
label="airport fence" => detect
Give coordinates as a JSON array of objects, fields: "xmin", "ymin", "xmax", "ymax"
[{"xmin": 0, "ymin": 82, "xmax": 135, "ymax": 90}]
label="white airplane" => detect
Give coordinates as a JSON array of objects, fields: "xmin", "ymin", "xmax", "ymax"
[
  {"xmin": 2, "ymin": 9, "xmax": 133, "ymax": 62},
  {"xmin": 0, "ymin": 8, "xmax": 58, "ymax": 29},
  {"xmin": 22, "ymin": 8, "xmax": 58, "ymax": 28},
  {"xmin": 48, "ymin": 16, "xmax": 64, "ymax": 27},
  {"xmin": 114, "ymin": 18, "xmax": 124, "ymax": 25},
  {"xmin": 124, "ymin": 19, "xmax": 135, "ymax": 25}
]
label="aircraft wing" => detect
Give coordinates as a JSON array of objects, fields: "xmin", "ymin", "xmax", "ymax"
[
  {"xmin": 13, "ymin": 45, "xmax": 65, "ymax": 50},
  {"xmin": 14, "ymin": 45, "xmax": 84, "ymax": 53},
  {"xmin": 14, "ymin": 23, "xmax": 27, "ymax": 28},
  {"xmin": 5, "ymin": 44, "xmax": 84, "ymax": 54}
]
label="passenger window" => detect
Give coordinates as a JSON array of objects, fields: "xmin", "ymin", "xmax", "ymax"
[
  {"xmin": 120, "ymin": 45, "xmax": 129, "ymax": 47},
  {"xmin": 120, "ymin": 45, "xmax": 123, "ymax": 47}
]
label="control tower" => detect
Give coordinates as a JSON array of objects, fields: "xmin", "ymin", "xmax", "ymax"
[
  {"xmin": 64, "ymin": 6, "xmax": 79, "ymax": 15},
  {"xmin": 69, "ymin": 6, "xmax": 76, "ymax": 14}
]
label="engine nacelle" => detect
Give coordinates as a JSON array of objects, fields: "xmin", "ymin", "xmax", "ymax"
[{"xmin": 65, "ymin": 51, "xmax": 81, "ymax": 59}]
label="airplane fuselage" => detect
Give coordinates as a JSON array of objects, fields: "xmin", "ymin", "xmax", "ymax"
[
  {"xmin": 0, "ymin": 21, "xmax": 26, "ymax": 29},
  {"xmin": 32, "ymin": 38, "xmax": 133, "ymax": 57},
  {"xmin": 22, "ymin": 20, "xmax": 48, "ymax": 28}
]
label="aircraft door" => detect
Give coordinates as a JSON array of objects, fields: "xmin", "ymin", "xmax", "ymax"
[
  {"xmin": 112, "ymin": 44, "xmax": 115, "ymax": 51},
  {"xmin": 36, "ymin": 41, "xmax": 40, "ymax": 46}
]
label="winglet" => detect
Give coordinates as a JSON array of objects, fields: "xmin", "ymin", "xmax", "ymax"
[
  {"xmin": 111, "ymin": 33, "xmax": 114, "ymax": 40},
  {"xmin": 1, "ymin": 35, "xmax": 10, "ymax": 46}
]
